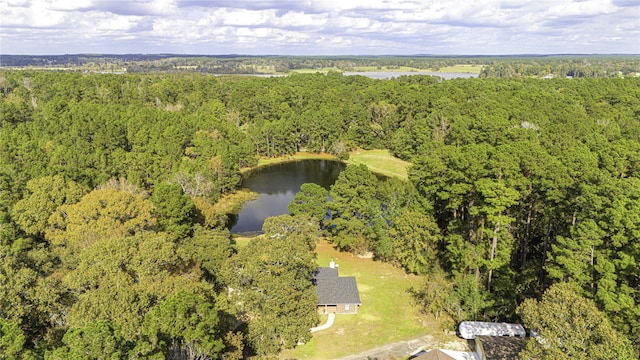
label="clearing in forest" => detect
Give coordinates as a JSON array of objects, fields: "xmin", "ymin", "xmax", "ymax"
[
  {"xmin": 437, "ymin": 65, "xmax": 483, "ymax": 73},
  {"xmin": 280, "ymin": 240, "xmax": 448, "ymax": 360},
  {"xmin": 347, "ymin": 149, "xmax": 410, "ymax": 180},
  {"xmin": 245, "ymin": 149, "xmax": 409, "ymax": 180}
]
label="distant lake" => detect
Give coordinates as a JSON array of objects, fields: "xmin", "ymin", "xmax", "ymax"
[
  {"xmin": 229, "ymin": 160, "xmax": 346, "ymax": 234},
  {"xmin": 343, "ymin": 71, "xmax": 478, "ymax": 79},
  {"xmin": 221, "ymin": 71, "xmax": 478, "ymax": 79}
]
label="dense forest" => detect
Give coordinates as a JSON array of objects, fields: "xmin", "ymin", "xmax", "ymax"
[{"xmin": 0, "ymin": 69, "xmax": 639, "ymax": 359}]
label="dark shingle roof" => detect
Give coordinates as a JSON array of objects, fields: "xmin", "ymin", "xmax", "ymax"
[
  {"xmin": 315, "ymin": 267, "xmax": 339, "ymax": 280},
  {"xmin": 315, "ymin": 267, "xmax": 361, "ymax": 306},
  {"xmin": 476, "ymin": 336, "xmax": 528, "ymax": 360}
]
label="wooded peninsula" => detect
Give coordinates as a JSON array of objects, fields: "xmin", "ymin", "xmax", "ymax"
[{"xmin": 1, "ymin": 56, "xmax": 639, "ymax": 359}]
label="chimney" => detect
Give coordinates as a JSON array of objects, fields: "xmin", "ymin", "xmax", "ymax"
[{"xmin": 330, "ymin": 258, "xmax": 335, "ymax": 269}]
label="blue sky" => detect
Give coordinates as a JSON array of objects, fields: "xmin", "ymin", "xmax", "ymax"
[{"xmin": 1, "ymin": 0, "xmax": 639, "ymax": 55}]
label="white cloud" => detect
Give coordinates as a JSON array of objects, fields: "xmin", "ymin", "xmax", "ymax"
[
  {"xmin": 545, "ymin": 0, "xmax": 617, "ymax": 17},
  {"xmin": 330, "ymin": 15, "xmax": 375, "ymax": 30},
  {"xmin": 6, "ymin": 0, "xmax": 30, "ymax": 7},
  {"xmin": 23, "ymin": 0, "xmax": 67, "ymax": 28},
  {"xmin": 0, "ymin": 0, "xmax": 638, "ymax": 54},
  {"xmin": 274, "ymin": 11, "xmax": 328, "ymax": 28},
  {"xmin": 219, "ymin": 8, "xmax": 277, "ymax": 27},
  {"xmin": 312, "ymin": 0, "xmax": 417, "ymax": 12},
  {"xmin": 49, "ymin": 0, "xmax": 94, "ymax": 11},
  {"xmin": 94, "ymin": 15, "xmax": 143, "ymax": 33}
]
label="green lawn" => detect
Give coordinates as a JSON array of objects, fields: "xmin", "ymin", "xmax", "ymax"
[
  {"xmin": 347, "ymin": 149, "xmax": 410, "ymax": 180},
  {"xmin": 437, "ymin": 65, "xmax": 483, "ymax": 74},
  {"xmin": 280, "ymin": 240, "xmax": 438, "ymax": 359},
  {"xmin": 231, "ymin": 234, "xmax": 256, "ymax": 251}
]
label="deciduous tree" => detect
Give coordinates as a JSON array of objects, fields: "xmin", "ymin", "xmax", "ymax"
[
  {"xmin": 517, "ymin": 282, "xmax": 636, "ymax": 360},
  {"xmin": 222, "ymin": 231, "xmax": 318, "ymax": 356}
]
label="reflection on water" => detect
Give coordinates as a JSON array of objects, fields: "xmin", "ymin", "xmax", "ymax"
[
  {"xmin": 229, "ymin": 71, "xmax": 478, "ymax": 80},
  {"xmin": 229, "ymin": 160, "xmax": 346, "ymax": 234},
  {"xmin": 343, "ymin": 71, "xmax": 478, "ymax": 80}
]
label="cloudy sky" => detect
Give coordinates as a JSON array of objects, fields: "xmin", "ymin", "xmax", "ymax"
[{"xmin": 1, "ymin": 0, "xmax": 639, "ymax": 55}]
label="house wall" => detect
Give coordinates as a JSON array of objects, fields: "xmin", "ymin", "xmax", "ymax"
[
  {"xmin": 336, "ymin": 303, "xmax": 358, "ymax": 314},
  {"xmin": 318, "ymin": 305, "xmax": 337, "ymax": 314},
  {"xmin": 318, "ymin": 304, "xmax": 359, "ymax": 314}
]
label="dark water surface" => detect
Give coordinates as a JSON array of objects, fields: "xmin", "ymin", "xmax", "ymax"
[
  {"xmin": 229, "ymin": 160, "xmax": 346, "ymax": 234},
  {"xmin": 342, "ymin": 71, "xmax": 478, "ymax": 79}
]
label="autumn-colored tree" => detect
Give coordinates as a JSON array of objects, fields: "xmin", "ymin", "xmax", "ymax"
[
  {"xmin": 46, "ymin": 188, "xmax": 156, "ymax": 264},
  {"xmin": 11, "ymin": 175, "xmax": 87, "ymax": 236}
]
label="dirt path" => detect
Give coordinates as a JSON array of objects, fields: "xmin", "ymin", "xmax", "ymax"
[
  {"xmin": 334, "ymin": 334, "xmax": 440, "ymax": 360},
  {"xmin": 311, "ymin": 313, "xmax": 336, "ymax": 333}
]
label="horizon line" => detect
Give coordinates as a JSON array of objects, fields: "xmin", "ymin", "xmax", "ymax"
[{"xmin": 2, "ymin": 53, "xmax": 640, "ymax": 57}]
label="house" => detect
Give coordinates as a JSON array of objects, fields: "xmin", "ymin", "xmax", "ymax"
[{"xmin": 314, "ymin": 259, "xmax": 361, "ymax": 314}]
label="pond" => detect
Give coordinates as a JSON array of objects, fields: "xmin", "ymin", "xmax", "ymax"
[
  {"xmin": 229, "ymin": 160, "xmax": 346, "ymax": 234},
  {"xmin": 342, "ymin": 71, "xmax": 478, "ymax": 80}
]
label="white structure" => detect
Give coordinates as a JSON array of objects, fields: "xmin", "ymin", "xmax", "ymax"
[{"xmin": 458, "ymin": 321, "xmax": 526, "ymax": 340}]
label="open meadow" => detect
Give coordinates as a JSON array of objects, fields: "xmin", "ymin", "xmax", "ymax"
[
  {"xmin": 347, "ymin": 149, "xmax": 410, "ymax": 180},
  {"xmin": 436, "ymin": 65, "xmax": 483, "ymax": 73}
]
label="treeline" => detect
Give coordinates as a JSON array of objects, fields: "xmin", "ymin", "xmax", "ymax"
[
  {"xmin": 3, "ymin": 54, "xmax": 639, "ymax": 78},
  {"xmin": 1, "ymin": 70, "xmax": 639, "ymax": 357},
  {"xmin": 480, "ymin": 55, "xmax": 640, "ymax": 78}
]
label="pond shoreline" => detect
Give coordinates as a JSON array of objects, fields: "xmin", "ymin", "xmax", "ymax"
[
  {"xmin": 228, "ymin": 149, "xmax": 410, "ymax": 234},
  {"xmin": 240, "ymin": 151, "xmax": 339, "ymax": 174},
  {"xmin": 240, "ymin": 149, "xmax": 410, "ymax": 179},
  {"xmin": 231, "ymin": 158, "xmax": 346, "ymax": 233}
]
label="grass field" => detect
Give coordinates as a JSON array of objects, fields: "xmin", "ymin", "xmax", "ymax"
[
  {"xmin": 437, "ymin": 65, "xmax": 483, "ymax": 74},
  {"xmin": 254, "ymin": 65, "xmax": 279, "ymax": 74},
  {"xmin": 279, "ymin": 240, "xmax": 441, "ymax": 359},
  {"xmin": 231, "ymin": 234, "xmax": 256, "ymax": 250},
  {"xmin": 347, "ymin": 149, "xmax": 410, "ymax": 180}
]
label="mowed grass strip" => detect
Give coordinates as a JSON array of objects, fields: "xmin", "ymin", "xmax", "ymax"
[
  {"xmin": 347, "ymin": 149, "xmax": 410, "ymax": 180},
  {"xmin": 437, "ymin": 65, "xmax": 483, "ymax": 74},
  {"xmin": 281, "ymin": 240, "xmax": 433, "ymax": 360}
]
